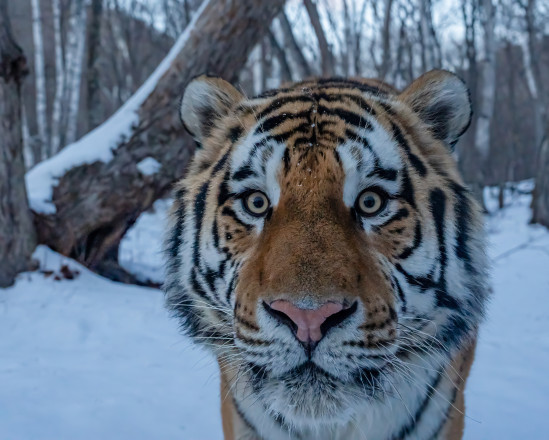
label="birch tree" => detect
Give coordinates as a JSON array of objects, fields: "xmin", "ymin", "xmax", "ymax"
[
  {"xmin": 278, "ymin": 11, "xmax": 312, "ymax": 79},
  {"xmin": 0, "ymin": 0, "xmax": 36, "ymax": 286},
  {"xmin": 50, "ymin": 0, "xmax": 65, "ymax": 155},
  {"xmin": 87, "ymin": 0, "xmax": 104, "ymax": 131},
  {"xmin": 304, "ymin": 0, "xmax": 334, "ymax": 76},
  {"xmin": 31, "ymin": 0, "xmax": 48, "ymax": 158},
  {"xmin": 65, "ymin": 0, "xmax": 88, "ymax": 145},
  {"xmin": 27, "ymin": 0, "xmax": 286, "ymax": 279},
  {"xmin": 471, "ymin": 0, "xmax": 496, "ymax": 205}
]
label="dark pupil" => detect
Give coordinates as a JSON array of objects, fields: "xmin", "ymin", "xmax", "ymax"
[
  {"xmin": 252, "ymin": 196, "xmax": 264, "ymax": 209},
  {"xmin": 363, "ymin": 195, "xmax": 376, "ymax": 209}
]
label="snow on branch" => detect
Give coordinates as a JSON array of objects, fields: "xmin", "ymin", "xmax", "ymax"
[{"xmin": 25, "ymin": 0, "xmax": 210, "ymax": 214}]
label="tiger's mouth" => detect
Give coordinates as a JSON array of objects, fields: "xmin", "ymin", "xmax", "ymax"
[
  {"xmin": 248, "ymin": 359, "xmax": 384, "ymax": 394},
  {"xmin": 245, "ymin": 359, "xmax": 386, "ymax": 426}
]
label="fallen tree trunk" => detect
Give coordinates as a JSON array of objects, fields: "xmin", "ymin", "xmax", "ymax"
[{"xmin": 26, "ymin": 0, "xmax": 286, "ymax": 278}]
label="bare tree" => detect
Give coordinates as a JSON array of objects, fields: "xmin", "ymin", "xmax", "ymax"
[
  {"xmin": 304, "ymin": 0, "xmax": 334, "ymax": 76},
  {"xmin": 418, "ymin": 0, "xmax": 441, "ymax": 72},
  {"xmin": 0, "ymin": 0, "xmax": 36, "ymax": 286},
  {"xmin": 65, "ymin": 0, "xmax": 88, "ymax": 145},
  {"xmin": 50, "ymin": 0, "xmax": 65, "ymax": 155},
  {"xmin": 471, "ymin": 0, "xmax": 496, "ymax": 206},
  {"xmin": 31, "ymin": 0, "xmax": 48, "ymax": 157},
  {"xmin": 278, "ymin": 11, "xmax": 312, "ymax": 79},
  {"xmin": 533, "ymin": 127, "xmax": 549, "ymax": 227},
  {"xmin": 27, "ymin": 0, "xmax": 286, "ymax": 280},
  {"xmin": 268, "ymin": 29, "xmax": 293, "ymax": 83},
  {"xmin": 87, "ymin": 0, "xmax": 104, "ymax": 131},
  {"xmin": 379, "ymin": 0, "xmax": 394, "ymax": 79}
]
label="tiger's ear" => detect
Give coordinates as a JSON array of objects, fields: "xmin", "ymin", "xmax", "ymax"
[
  {"xmin": 180, "ymin": 75, "xmax": 244, "ymax": 145},
  {"xmin": 399, "ymin": 70, "xmax": 472, "ymax": 150}
]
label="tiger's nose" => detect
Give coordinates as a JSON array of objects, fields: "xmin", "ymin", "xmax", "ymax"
[{"xmin": 264, "ymin": 300, "xmax": 357, "ymax": 343}]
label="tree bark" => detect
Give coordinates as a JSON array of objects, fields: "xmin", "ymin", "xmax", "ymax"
[
  {"xmin": 379, "ymin": 0, "xmax": 394, "ymax": 80},
  {"xmin": 31, "ymin": 0, "xmax": 48, "ymax": 158},
  {"xmin": 268, "ymin": 28, "xmax": 293, "ymax": 83},
  {"xmin": 87, "ymin": 0, "xmax": 104, "ymax": 132},
  {"xmin": 65, "ymin": 0, "xmax": 88, "ymax": 145},
  {"xmin": 0, "ymin": 0, "xmax": 36, "ymax": 287},
  {"xmin": 29, "ymin": 0, "xmax": 286, "ymax": 276},
  {"xmin": 532, "ymin": 130, "xmax": 549, "ymax": 227},
  {"xmin": 303, "ymin": 0, "xmax": 334, "ymax": 76},
  {"xmin": 50, "ymin": 0, "xmax": 65, "ymax": 156},
  {"xmin": 278, "ymin": 11, "xmax": 312, "ymax": 79},
  {"xmin": 471, "ymin": 0, "xmax": 496, "ymax": 207}
]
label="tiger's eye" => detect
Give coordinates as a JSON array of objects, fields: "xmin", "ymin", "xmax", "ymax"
[
  {"xmin": 243, "ymin": 191, "xmax": 270, "ymax": 216},
  {"xmin": 356, "ymin": 190, "xmax": 386, "ymax": 216}
]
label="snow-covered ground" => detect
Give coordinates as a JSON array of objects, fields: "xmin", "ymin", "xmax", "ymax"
[{"xmin": 2, "ymin": 187, "xmax": 549, "ymax": 439}]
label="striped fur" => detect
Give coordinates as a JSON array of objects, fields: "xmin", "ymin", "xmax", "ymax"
[{"xmin": 164, "ymin": 71, "xmax": 489, "ymax": 440}]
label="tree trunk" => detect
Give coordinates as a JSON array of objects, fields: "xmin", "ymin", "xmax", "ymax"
[
  {"xmin": 379, "ymin": 0, "xmax": 394, "ymax": 80},
  {"xmin": 278, "ymin": 11, "xmax": 312, "ymax": 79},
  {"xmin": 532, "ymin": 133, "xmax": 549, "ymax": 227},
  {"xmin": 268, "ymin": 28, "xmax": 293, "ymax": 83},
  {"xmin": 31, "ymin": 0, "xmax": 48, "ymax": 158},
  {"xmin": 471, "ymin": 0, "xmax": 496, "ymax": 208},
  {"xmin": 303, "ymin": 0, "xmax": 334, "ymax": 76},
  {"xmin": 65, "ymin": 0, "xmax": 88, "ymax": 145},
  {"xmin": 87, "ymin": 0, "xmax": 103, "ymax": 132},
  {"xmin": 50, "ymin": 0, "xmax": 65, "ymax": 156},
  {"xmin": 27, "ymin": 0, "xmax": 286, "ymax": 277},
  {"xmin": 0, "ymin": 0, "xmax": 36, "ymax": 287}
]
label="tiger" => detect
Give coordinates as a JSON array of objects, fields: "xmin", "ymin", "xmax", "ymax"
[{"xmin": 164, "ymin": 70, "xmax": 489, "ymax": 440}]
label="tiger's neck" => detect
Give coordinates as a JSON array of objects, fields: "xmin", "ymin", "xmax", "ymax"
[{"xmin": 219, "ymin": 340, "xmax": 476, "ymax": 440}]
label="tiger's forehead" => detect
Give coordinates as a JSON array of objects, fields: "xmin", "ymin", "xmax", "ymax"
[{"xmin": 228, "ymin": 82, "xmax": 404, "ymax": 205}]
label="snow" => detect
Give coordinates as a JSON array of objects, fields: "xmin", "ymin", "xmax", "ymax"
[
  {"xmin": 136, "ymin": 157, "xmax": 162, "ymax": 176},
  {"xmin": 2, "ymin": 186, "xmax": 549, "ymax": 439},
  {"xmin": 119, "ymin": 198, "xmax": 172, "ymax": 283},
  {"xmin": 25, "ymin": 0, "xmax": 211, "ymax": 214},
  {"xmin": 0, "ymin": 246, "xmax": 222, "ymax": 440}
]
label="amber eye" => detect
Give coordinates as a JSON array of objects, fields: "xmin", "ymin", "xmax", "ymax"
[
  {"xmin": 356, "ymin": 189, "xmax": 386, "ymax": 216},
  {"xmin": 243, "ymin": 191, "xmax": 270, "ymax": 217}
]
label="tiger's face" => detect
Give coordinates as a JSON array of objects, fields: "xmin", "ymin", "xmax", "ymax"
[{"xmin": 165, "ymin": 72, "xmax": 488, "ymax": 432}]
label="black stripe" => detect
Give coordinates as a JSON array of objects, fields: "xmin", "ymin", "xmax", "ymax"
[
  {"xmin": 221, "ymin": 206, "xmax": 253, "ymax": 231},
  {"xmin": 393, "ymin": 275, "xmax": 407, "ymax": 313},
  {"xmin": 229, "ymin": 125, "xmax": 243, "ymax": 143},
  {"xmin": 450, "ymin": 181, "xmax": 475, "ymax": 275},
  {"xmin": 232, "ymin": 397, "xmax": 260, "ymax": 435},
  {"xmin": 391, "ymin": 369, "xmax": 444, "ymax": 440},
  {"xmin": 428, "ymin": 386, "xmax": 459, "ymax": 440},
  {"xmin": 312, "ymin": 91, "xmax": 376, "ymax": 115},
  {"xmin": 232, "ymin": 165, "xmax": 256, "ymax": 181},
  {"xmin": 430, "ymin": 189, "xmax": 459, "ymax": 310},
  {"xmin": 398, "ymin": 221, "xmax": 423, "ymax": 259},
  {"xmin": 311, "ymin": 77, "xmax": 389, "ymax": 96},
  {"xmin": 378, "ymin": 208, "xmax": 409, "ymax": 229},
  {"xmin": 391, "ymin": 122, "xmax": 427, "ymax": 176},
  {"xmin": 256, "ymin": 110, "xmax": 310, "ymax": 134},
  {"xmin": 318, "ymin": 105, "xmax": 373, "ymax": 131},
  {"xmin": 192, "ymin": 182, "xmax": 209, "ymax": 268},
  {"xmin": 399, "ymin": 167, "xmax": 417, "ymax": 209},
  {"xmin": 439, "ymin": 314, "xmax": 469, "ymax": 349},
  {"xmin": 225, "ymin": 269, "xmax": 237, "ymax": 304},
  {"xmin": 256, "ymin": 96, "xmax": 315, "ymax": 120},
  {"xmin": 395, "ymin": 263, "xmax": 436, "ymax": 290}
]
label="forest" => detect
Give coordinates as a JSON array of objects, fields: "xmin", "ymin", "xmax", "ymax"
[{"xmin": 1, "ymin": 0, "xmax": 548, "ymax": 287}]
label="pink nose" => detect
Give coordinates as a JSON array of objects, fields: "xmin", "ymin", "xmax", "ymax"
[{"xmin": 269, "ymin": 300, "xmax": 345, "ymax": 343}]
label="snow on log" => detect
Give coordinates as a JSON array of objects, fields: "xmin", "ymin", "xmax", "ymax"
[{"xmin": 26, "ymin": 0, "xmax": 286, "ymax": 274}]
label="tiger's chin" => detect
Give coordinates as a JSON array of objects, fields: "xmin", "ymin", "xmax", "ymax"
[{"xmin": 248, "ymin": 361, "xmax": 379, "ymax": 430}]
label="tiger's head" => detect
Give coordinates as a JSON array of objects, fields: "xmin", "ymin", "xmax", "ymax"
[{"xmin": 165, "ymin": 71, "xmax": 488, "ymax": 432}]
